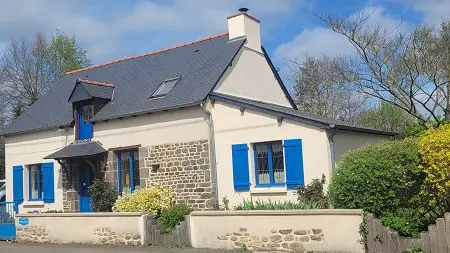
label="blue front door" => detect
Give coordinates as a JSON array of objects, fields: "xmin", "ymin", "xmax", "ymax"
[
  {"xmin": 79, "ymin": 166, "xmax": 94, "ymax": 213},
  {"xmin": 78, "ymin": 103, "xmax": 93, "ymax": 140}
]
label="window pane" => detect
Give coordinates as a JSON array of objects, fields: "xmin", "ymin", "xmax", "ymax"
[
  {"xmin": 152, "ymin": 78, "xmax": 180, "ymax": 97},
  {"xmin": 30, "ymin": 165, "xmax": 43, "ymax": 199},
  {"xmin": 255, "ymin": 143, "xmax": 270, "ymax": 184},
  {"xmin": 133, "ymin": 151, "xmax": 140, "ymax": 190},
  {"xmin": 271, "ymin": 142, "xmax": 285, "ymax": 183},
  {"xmin": 120, "ymin": 153, "xmax": 130, "ymax": 194},
  {"xmin": 82, "ymin": 104, "xmax": 93, "ymax": 121}
]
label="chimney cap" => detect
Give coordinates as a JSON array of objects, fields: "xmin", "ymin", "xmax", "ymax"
[{"xmin": 238, "ymin": 7, "xmax": 249, "ymax": 13}]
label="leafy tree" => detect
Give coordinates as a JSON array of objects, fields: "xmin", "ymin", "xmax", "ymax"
[
  {"xmin": 0, "ymin": 30, "xmax": 90, "ymax": 117},
  {"xmin": 317, "ymin": 9, "xmax": 450, "ymax": 126},
  {"xmin": 359, "ymin": 101, "xmax": 415, "ymax": 134},
  {"xmin": 294, "ymin": 55, "xmax": 368, "ymax": 123},
  {"xmin": 48, "ymin": 30, "xmax": 90, "ymax": 79}
]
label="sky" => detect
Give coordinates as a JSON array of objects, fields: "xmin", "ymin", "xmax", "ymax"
[{"xmin": 0, "ymin": 0, "xmax": 449, "ymax": 88}]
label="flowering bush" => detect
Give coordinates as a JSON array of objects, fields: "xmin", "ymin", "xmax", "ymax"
[
  {"xmin": 113, "ymin": 185, "xmax": 175, "ymax": 217},
  {"xmin": 419, "ymin": 124, "xmax": 450, "ymax": 209}
]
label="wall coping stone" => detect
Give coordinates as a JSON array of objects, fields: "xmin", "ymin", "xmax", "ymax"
[
  {"xmin": 16, "ymin": 212, "xmax": 147, "ymax": 218},
  {"xmin": 190, "ymin": 209, "xmax": 363, "ymax": 216}
]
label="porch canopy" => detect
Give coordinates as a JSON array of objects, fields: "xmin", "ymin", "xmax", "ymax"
[{"xmin": 44, "ymin": 140, "xmax": 107, "ymax": 159}]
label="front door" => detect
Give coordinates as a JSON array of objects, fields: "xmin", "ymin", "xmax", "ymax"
[{"xmin": 79, "ymin": 166, "xmax": 94, "ymax": 212}]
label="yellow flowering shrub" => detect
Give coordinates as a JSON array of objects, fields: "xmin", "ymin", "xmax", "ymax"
[
  {"xmin": 419, "ymin": 124, "xmax": 450, "ymax": 206},
  {"xmin": 112, "ymin": 185, "xmax": 175, "ymax": 217}
]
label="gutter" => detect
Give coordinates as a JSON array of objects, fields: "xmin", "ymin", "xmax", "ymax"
[{"xmin": 200, "ymin": 102, "xmax": 219, "ymax": 210}]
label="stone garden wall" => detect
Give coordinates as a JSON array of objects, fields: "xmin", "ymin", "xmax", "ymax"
[
  {"xmin": 15, "ymin": 212, "xmax": 147, "ymax": 245},
  {"xmin": 189, "ymin": 209, "xmax": 364, "ymax": 252}
]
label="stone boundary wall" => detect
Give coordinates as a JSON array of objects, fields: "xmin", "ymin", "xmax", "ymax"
[
  {"xmin": 15, "ymin": 212, "xmax": 147, "ymax": 245},
  {"xmin": 189, "ymin": 209, "xmax": 364, "ymax": 252}
]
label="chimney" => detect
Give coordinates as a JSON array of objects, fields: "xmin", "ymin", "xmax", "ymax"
[{"xmin": 227, "ymin": 8, "xmax": 262, "ymax": 53}]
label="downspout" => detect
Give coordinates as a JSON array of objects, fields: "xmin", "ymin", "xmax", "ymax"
[
  {"xmin": 327, "ymin": 124, "xmax": 337, "ymax": 171},
  {"xmin": 200, "ymin": 102, "xmax": 219, "ymax": 209}
]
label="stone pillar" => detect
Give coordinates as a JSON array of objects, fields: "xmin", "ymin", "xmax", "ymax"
[{"xmin": 62, "ymin": 159, "xmax": 80, "ymax": 212}]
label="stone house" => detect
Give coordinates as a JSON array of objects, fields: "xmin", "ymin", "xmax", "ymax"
[{"xmin": 2, "ymin": 9, "xmax": 394, "ymax": 213}]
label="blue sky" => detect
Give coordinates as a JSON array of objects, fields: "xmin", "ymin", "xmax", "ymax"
[{"xmin": 0, "ymin": 0, "xmax": 448, "ymax": 87}]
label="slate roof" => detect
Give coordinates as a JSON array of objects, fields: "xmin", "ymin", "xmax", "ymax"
[
  {"xmin": 44, "ymin": 140, "xmax": 106, "ymax": 159},
  {"xmin": 68, "ymin": 79, "xmax": 115, "ymax": 102},
  {"xmin": 2, "ymin": 33, "xmax": 245, "ymax": 135},
  {"xmin": 209, "ymin": 92, "xmax": 397, "ymax": 136}
]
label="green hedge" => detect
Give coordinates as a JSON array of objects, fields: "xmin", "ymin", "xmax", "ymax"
[{"xmin": 329, "ymin": 138, "xmax": 422, "ymax": 216}]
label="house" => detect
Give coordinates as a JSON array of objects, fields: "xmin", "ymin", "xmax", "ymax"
[{"xmin": 2, "ymin": 9, "xmax": 394, "ymax": 213}]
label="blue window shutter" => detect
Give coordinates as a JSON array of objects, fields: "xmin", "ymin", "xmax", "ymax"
[
  {"xmin": 42, "ymin": 162, "xmax": 55, "ymax": 203},
  {"xmin": 232, "ymin": 144, "xmax": 250, "ymax": 191},
  {"xmin": 13, "ymin": 165, "xmax": 24, "ymax": 207},
  {"xmin": 284, "ymin": 139, "xmax": 304, "ymax": 190}
]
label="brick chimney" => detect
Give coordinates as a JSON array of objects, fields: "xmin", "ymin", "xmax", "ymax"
[{"xmin": 227, "ymin": 8, "xmax": 262, "ymax": 53}]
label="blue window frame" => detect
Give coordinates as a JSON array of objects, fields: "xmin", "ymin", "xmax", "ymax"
[
  {"xmin": 29, "ymin": 164, "xmax": 43, "ymax": 201},
  {"xmin": 254, "ymin": 141, "xmax": 285, "ymax": 187},
  {"xmin": 117, "ymin": 150, "xmax": 140, "ymax": 194}
]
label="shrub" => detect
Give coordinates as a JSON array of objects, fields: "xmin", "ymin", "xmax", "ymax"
[
  {"xmin": 329, "ymin": 138, "xmax": 422, "ymax": 216},
  {"xmin": 234, "ymin": 199, "xmax": 317, "ymax": 210},
  {"xmin": 88, "ymin": 179, "xmax": 118, "ymax": 212},
  {"xmin": 419, "ymin": 124, "xmax": 450, "ymax": 211},
  {"xmin": 296, "ymin": 174, "xmax": 328, "ymax": 208},
  {"xmin": 380, "ymin": 208, "xmax": 428, "ymax": 237},
  {"xmin": 402, "ymin": 245, "xmax": 424, "ymax": 253},
  {"xmin": 113, "ymin": 185, "xmax": 175, "ymax": 217},
  {"xmin": 157, "ymin": 204, "xmax": 193, "ymax": 232}
]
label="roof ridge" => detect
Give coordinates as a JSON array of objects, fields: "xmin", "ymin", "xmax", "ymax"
[
  {"xmin": 66, "ymin": 31, "xmax": 229, "ymax": 75},
  {"xmin": 77, "ymin": 78, "xmax": 115, "ymax": 88}
]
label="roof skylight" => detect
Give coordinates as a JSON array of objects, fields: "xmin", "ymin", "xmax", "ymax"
[{"xmin": 151, "ymin": 77, "xmax": 181, "ymax": 98}]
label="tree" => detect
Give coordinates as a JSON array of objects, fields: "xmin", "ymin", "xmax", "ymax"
[
  {"xmin": 0, "ymin": 119, "xmax": 4, "ymax": 179},
  {"xmin": 48, "ymin": 30, "xmax": 90, "ymax": 80},
  {"xmin": 0, "ymin": 30, "xmax": 90, "ymax": 118},
  {"xmin": 317, "ymin": 8, "xmax": 450, "ymax": 126},
  {"xmin": 294, "ymin": 55, "xmax": 368, "ymax": 123},
  {"xmin": 359, "ymin": 101, "xmax": 414, "ymax": 134}
]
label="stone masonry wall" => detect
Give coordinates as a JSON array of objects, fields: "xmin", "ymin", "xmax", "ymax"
[
  {"xmin": 16, "ymin": 225, "xmax": 140, "ymax": 246},
  {"xmin": 16, "ymin": 225, "xmax": 50, "ymax": 243},
  {"xmin": 61, "ymin": 159, "xmax": 80, "ymax": 212},
  {"xmin": 217, "ymin": 228, "xmax": 324, "ymax": 252},
  {"xmin": 140, "ymin": 140, "xmax": 213, "ymax": 210}
]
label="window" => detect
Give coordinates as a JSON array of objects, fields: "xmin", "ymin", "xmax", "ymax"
[
  {"xmin": 254, "ymin": 141, "xmax": 285, "ymax": 186},
  {"xmin": 82, "ymin": 104, "xmax": 94, "ymax": 121},
  {"xmin": 29, "ymin": 164, "xmax": 43, "ymax": 200},
  {"xmin": 150, "ymin": 77, "xmax": 181, "ymax": 98},
  {"xmin": 118, "ymin": 150, "xmax": 140, "ymax": 194}
]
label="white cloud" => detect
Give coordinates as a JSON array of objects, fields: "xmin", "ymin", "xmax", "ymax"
[
  {"xmin": 0, "ymin": 0, "xmax": 308, "ymax": 63},
  {"xmin": 399, "ymin": 0, "xmax": 450, "ymax": 24},
  {"xmin": 275, "ymin": 27, "xmax": 354, "ymax": 63},
  {"xmin": 274, "ymin": 6, "xmax": 406, "ymax": 83}
]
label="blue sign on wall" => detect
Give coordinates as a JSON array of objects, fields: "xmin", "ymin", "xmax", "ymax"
[{"xmin": 18, "ymin": 218, "xmax": 29, "ymax": 226}]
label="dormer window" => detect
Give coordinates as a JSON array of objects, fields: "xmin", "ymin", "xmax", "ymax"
[
  {"xmin": 68, "ymin": 79, "xmax": 115, "ymax": 140},
  {"xmin": 151, "ymin": 77, "xmax": 181, "ymax": 98}
]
